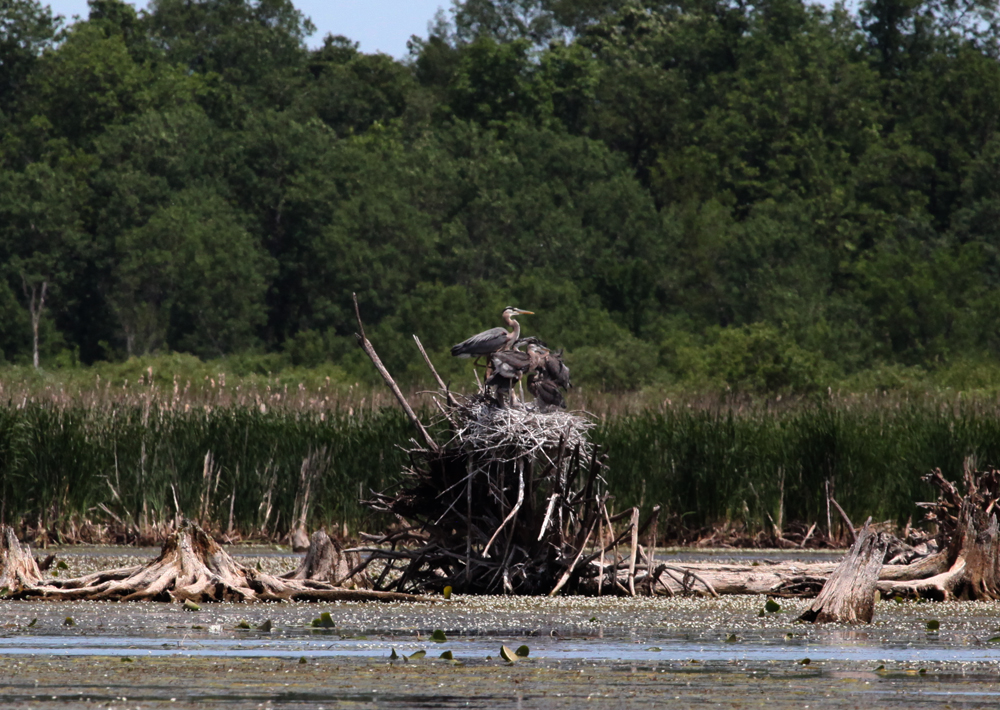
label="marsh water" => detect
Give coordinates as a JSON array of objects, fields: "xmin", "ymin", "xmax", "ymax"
[{"xmin": 3, "ymin": 547, "xmax": 1000, "ymax": 708}]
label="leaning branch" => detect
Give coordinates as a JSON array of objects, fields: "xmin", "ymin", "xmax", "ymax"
[{"xmin": 353, "ymin": 294, "xmax": 438, "ymax": 452}]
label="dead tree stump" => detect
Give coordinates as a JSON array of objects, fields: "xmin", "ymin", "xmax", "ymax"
[
  {"xmin": 0, "ymin": 526, "xmax": 42, "ymax": 594},
  {"xmin": 4, "ymin": 521, "xmax": 427, "ymax": 603},
  {"xmin": 282, "ymin": 530, "xmax": 371, "ymax": 589},
  {"xmin": 880, "ymin": 466, "xmax": 1000, "ymax": 601},
  {"xmin": 799, "ymin": 519, "xmax": 887, "ymax": 623}
]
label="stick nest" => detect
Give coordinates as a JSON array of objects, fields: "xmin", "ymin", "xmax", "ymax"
[{"xmin": 449, "ymin": 395, "xmax": 594, "ymax": 463}]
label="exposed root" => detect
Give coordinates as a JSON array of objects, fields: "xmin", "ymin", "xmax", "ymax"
[{"xmin": 1, "ymin": 521, "xmax": 428, "ymax": 603}]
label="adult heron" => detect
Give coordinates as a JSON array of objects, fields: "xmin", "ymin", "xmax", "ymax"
[{"xmin": 451, "ymin": 307, "xmax": 534, "ymax": 359}]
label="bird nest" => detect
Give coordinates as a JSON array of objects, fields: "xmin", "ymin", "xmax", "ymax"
[
  {"xmin": 348, "ymin": 297, "xmax": 669, "ymax": 596},
  {"xmin": 449, "ymin": 396, "xmax": 594, "ymax": 465}
]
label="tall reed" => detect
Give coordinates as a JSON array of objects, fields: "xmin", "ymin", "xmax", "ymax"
[{"xmin": 4, "ymin": 384, "xmax": 1000, "ymax": 541}]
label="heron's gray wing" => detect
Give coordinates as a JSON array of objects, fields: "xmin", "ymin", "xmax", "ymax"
[
  {"xmin": 544, "ymin": 354, "xmax": 571, "ymax": 389},
  {"xmin": 486, "ymin": 351, "xmax": 531, "ymax": 385},
  {"xmin": 451, "ymin": 327, "xmax": 509, "ymax": 357}
]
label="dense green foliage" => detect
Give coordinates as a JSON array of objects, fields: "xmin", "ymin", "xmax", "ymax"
[
  {"xmin": 4, "ymin": 396, "xmax": 1000, "ymax": 535},
  {"xmin": 3, "ymin": 0, "xmax": 1000, "ymax": 394}
]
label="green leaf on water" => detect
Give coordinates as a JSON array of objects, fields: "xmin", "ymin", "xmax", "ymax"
[
  {"xmin": 500, "ymin": 645, "xmax": 519, "ymax": 662},
  {"xmin": 431, "ymin": 629, "xmax": 447, "ymax": 643},
  {"xmin": 63, "ymin": 617, "xmax": 75, "ymax": 626},
  {"xmin": 919, "ymin": 668, "xmax": 927, "ymax": 675},
  {"xmin": 589, "ymin": 617, "xmax": 598, "ymax": 623},
  {"xmin": 725, "ymin": 634, "xmax": 738, "ymax": 643},
  {"xmin": 56, "ymin": 560, "xmax": 68, "ymax": 570},
  {"xmin": 183, "ymin": 600, "xmax": 200, "ymax": 612},
  {"xmin": 442, "ymin": 586, "xmax": 452, "ymax": 600},
  {"xmin": 439, "ymin": 650, "xmax": 454, "ymax": 660},
  {"xmin": 987, "ymin": 636, "xmax": 1000, "ymax": 643},
  {"xmin": 121, "ymin": 657, "xmax": 134, "ymax": 663},
  {"xmin": 757, "ymin": 610, "xmax": 765, "ymax": 617},
  {"xmin": 765, "ymin": 599, "xmax": 781, "ymax": 613},
  {"xmin": 236, "ymin": 621, "xmax": 251, "ymax": 629},
  {"xmin": 875, "ymin": 665, "xmax": 885, "ymax": 672},
  {"xmin": 298, "ymin": 657, "xmax": 307, "ymax": 664},
  {"xmin": 647, "ymin": 647, "xmax": 662, "ymax": 652},
  {"xmin": 893, "ymin": 595, "xmax": 905, "ymax": 604},
  {"xmin": 515, "ymin": 645, "xmax": 529, "ymax": 658},
  {"xmin": 27, "ymin": 618, "xmax": 37, "ymax": 628},
  {"xmin": 389, "ymin": 648, "xmax": 399, "ymax": 660},
  {"xmin": 311, "ymin": 612, "xmax": 335, "ymax": 628},
  {"xmin": 409, "ymin": 650, "xmax": 426, "ymax": 660},
  {"xmin": 926, "ymin": 620, "xmax": 940, "ymax": 631},
  {"xmin": 798, "ymin": 658, "xmax": 811, "ymax": 665},
  {"xmin": 257, "ymin": 620, "xmax": 272, "ymax": 632}
]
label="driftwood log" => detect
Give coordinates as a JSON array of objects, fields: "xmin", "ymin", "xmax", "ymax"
[
  {"xmin": 799, "ymin": 519, "xmax": 888, "ymax": 623},
  {"xmin": 0, "ymin": 521, "xmax": 427, "ymax": 603}
]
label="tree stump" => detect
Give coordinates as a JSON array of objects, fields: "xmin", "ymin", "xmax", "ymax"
[
  {"xmin": 282, "ymin": 530, "xmax": 371, "ymax": 589},
  {"xmin": 4, "ymin": 522, "xmax": 427, "ymax": 603},
  {"xmin": 799, "ymin": 519, "xmax": 887, "ymax": 623},
  {"xmin": 0, "ymin": 526, "xmax": 42, "ymax": 594}
]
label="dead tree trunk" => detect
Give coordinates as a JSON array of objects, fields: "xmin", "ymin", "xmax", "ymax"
[
  {"xmin": 879, "ymin": 466, "xmax": 1000, "ymax": 601},
  {"xmin": 0, "ymin": 526, "xmax": 42, "ymax": 594},
  {"xmin": 282, "ymin": 529, "xmax": 371, "ymax": 589},
  {"xmin": 799, "ymin": 519, "xmax": 887, "ymax": 623}
]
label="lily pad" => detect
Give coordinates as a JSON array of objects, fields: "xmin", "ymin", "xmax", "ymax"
[
  {"xmin": 258, "ymin": 620, "xmax": 273, "ymax": 632},
  {"xmin": 515, "ymin": 645, "xmax": 530, "ymax": 658},
  {"xmin": 926, "ymin": 620, "xmax": 940, "ymax": 632},
  {"xmin": 431, "ymin": 629, "xmax": 447, "ymax": 643},
  {"xmin": 63, "ymin": 617, "xmax": 75, "ymax": 627},
  {"xmin": 765, "ymin": 599, "xmax": 781, "ymax": 613},
  {"xmin": 442, "ymin": 586, "xmax": 452, "ymax": 600},
  {"xmin": 311, "ymin": 612, "xmax": 335, "ymax": 629},
  {"xmin": 409, "ymin": 650, "xmax": 427, "ymax": 660},
  {"xmin": 500, "ymin": 645, "xmax": 519, "ymax": 662},
  {"xmin": 439, "ymin": 650, "xmax": 454, "ymax": 660},
  {"xmin": 182, "ymin": 600, "xmax": 200, "ymax": 612}
]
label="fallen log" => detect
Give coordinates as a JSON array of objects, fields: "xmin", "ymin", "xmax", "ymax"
[
  {"xmin": 1, "ymin": 521, "xmax": 430, "ymax": 604},
  {"xmin": 799, "ymin": 519, "xmax": 887, "ymax": 623}
]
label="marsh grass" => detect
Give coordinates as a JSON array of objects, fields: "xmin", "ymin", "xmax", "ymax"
[{"xmin": 4, "ymin": 373, "xmax": 1000, "ymax": 544}]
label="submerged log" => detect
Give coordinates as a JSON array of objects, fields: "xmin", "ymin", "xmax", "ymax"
[
  {"xmin": 798, "ymin": 519, "xmax": 887, "ymax": 623},
  {"xmin": 1, "ymin": 522, "xmax": 428, "ymax": 604}
]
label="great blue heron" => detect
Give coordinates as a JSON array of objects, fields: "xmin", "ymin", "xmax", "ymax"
[
  {"xmin": 484, "ymin": 348, "xmax": 533, "ymax": 405},
  {"xmin": 451, "ymin": 307, "xmax": 534, "ymax": 359},
  {"xmin": 527, "ymin": 372, "xmax": 566, "ymax": 410},
  {"xmin": 518, "ymin": 337, "xmax": 571, "ymax": 390}
]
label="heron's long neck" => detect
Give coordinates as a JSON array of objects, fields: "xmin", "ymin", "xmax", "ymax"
[{"xmin": 504, "ymin": 315, "xmax": 521, "ymax": 350}]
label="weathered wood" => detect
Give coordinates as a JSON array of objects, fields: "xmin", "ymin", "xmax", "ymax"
[
  {"xmin": 798, "ymin": 519, "xmax": 887, "ymax": 623},
  {"xmin": 282, "ymin": 529, "xmax": 371, "ymax": 589},
  {"xmin": 5, "ymin": 522, "xmax": 429, "ymax": 604},
  {"xmin": 0, "ymin": 526, "xmax": 42, "ymax": 593},
  {"xmin": 353, "ymin": 293, "xmax": 439, "ymax": 452}
]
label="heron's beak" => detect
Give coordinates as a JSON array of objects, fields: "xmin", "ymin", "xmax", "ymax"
[{"xmin": 515, "ymin": 309, "xmax": 534, "ymax": 315}]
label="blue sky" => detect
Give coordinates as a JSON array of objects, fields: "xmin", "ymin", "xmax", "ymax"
[{"xmin": 43, "ymin": 0, "xmax": 450, "ymax": 57}]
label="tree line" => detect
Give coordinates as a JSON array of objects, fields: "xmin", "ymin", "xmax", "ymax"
[{"xmin": 2, "ymin": 0, "xmax": 1000, "ymax": 393}]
